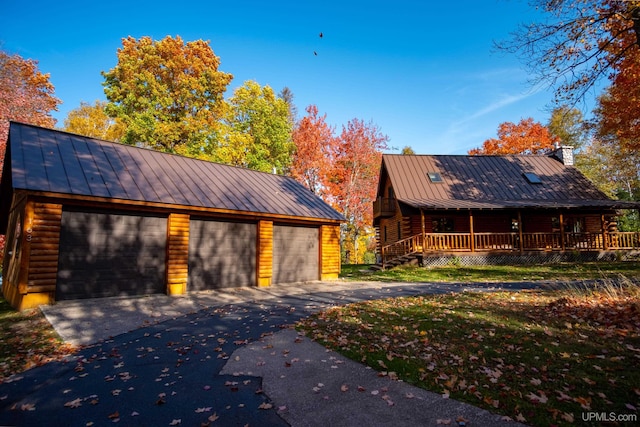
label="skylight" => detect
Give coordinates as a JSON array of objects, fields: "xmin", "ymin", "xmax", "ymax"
[
  {"xmin": 427, "ymin": 172, "xmax": 443, "ymax": 183},
  {"xmin": 523, "ymin": 172, "xmax": 542, "ymax": 184}
]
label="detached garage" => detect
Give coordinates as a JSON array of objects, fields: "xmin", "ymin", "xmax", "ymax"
[
  {"xmin": 188, "ymin": 219, "xmax": 256, "ymax": 290},
  {"xmin": 273, "ymin": 225, "xmax": 319, "ymax": 284},
  {"xmin": 0, "ymin": 123, "xmax": 344, "ymax": 310},
  {"xmin": 57, "ymin": 209, "xmax": 167, "ymax": 300}
]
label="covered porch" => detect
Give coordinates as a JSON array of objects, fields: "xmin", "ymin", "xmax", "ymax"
[{"xmin": 378, "ymin": 207, "xmax": 640, "ymax": 268}]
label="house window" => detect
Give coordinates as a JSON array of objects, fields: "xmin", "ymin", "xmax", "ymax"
[
  {"xmin": 427, "ymin": 172, "xmax": 443, "ymax": 183},
  {"xmin": 566, "ymin": 218, "xmax": 585, "ymax": 233},
  {"xmin": 384, "ymin": 226, "xmax": 388, "ymax": 242},
  {"xmin": 552, "ymin": 217, "xmax": 585, "ymax": 233},
  {"xmin": 432, "ymin": 218, "xmax": 454, "ymax": 232},
  {"xmin": 397, "ymin": 221, "xmax": 401, "ymax": 240}
]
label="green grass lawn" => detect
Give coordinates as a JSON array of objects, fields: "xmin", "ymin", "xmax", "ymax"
[
  {"xmin": 340, "ymin": 261, "xmax": 640, "ymax": 283},
  {"xmin": 298, "ymin": 273, "xmax": 640, "ymax": 426}
]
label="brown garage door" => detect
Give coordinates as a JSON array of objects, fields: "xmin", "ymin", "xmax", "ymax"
[
  {"xmin": 188, "ymin": 219, "xmax": 256, "ymax": 290},
  {"xmin": 56, "ymin": 209, "xmax": 167, "ymax": 300},
  {"xmin": 272, "ymin": 225, "xmax": 319, "ymax": 284}
]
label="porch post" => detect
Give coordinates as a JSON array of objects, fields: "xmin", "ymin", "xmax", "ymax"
[
  {"xmin": 518, "ymin": 210, "xmax": 524, "ymax": 253},
  {"xmin": 469, "ymin": 210, "xmax": 475, "ymax": 252},
  {"xmin": 420, "ymin": 208, "xmax": 426, "ymax": 258},
  {"xmin": 559, "ymin": 212, "xmax": 566, "ymax": 251},
  {"xmin": 601, "ymin": 214, "xmax": 608, "ymax": 250}
]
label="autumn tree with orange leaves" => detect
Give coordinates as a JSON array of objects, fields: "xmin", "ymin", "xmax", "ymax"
[
  {"xmin": 0, "ymin": 50, "xmax": 60, "ymax": 259},
  {"xmin": 327, "ymin": 118, "xmax": 388, "ymax": 263},
  {"xmin": 596, "ymin": 51, "xmax": 640, "ymax": 151},
  {"xmin": 291, "ymin": 107, "xmax": 388, "ymax": 262},
  {"xmin": 0, "ymin": 50, "xmax": 60, "ymax": 147},
  {"xmin": 468, "ymin": 118, "xmax": 559, "ymax": 155},
  {"xmin": 291, "ymin": 105, "xmax": 336, "ymax": 196}
]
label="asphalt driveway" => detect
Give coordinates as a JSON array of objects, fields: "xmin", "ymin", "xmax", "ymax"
[{"xmin": 0, "ymin": 280, "xmax": 538, "ymax": 426}]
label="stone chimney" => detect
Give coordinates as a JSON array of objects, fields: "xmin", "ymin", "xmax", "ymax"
[{"xmin": 551, "ymin": 144, "xmax": 574, "ymax": 166}]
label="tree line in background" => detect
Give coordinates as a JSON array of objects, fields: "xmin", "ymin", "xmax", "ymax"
[
  {"xmin": 1, "ymin": 0, "xmax": 640, "ymax": 262},
  {"xmin": 0, "ymin": 36, "xmax": 387, "ymax": 263}
]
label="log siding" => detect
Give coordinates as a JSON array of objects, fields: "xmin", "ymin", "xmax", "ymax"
[
  {"xmin": 320, "ymin": 224, "xmax": 341, "ymax": 279},
  {"xmin": 257, "ymin": 220, "xmax": 274, "ymax": 287},
  {"xmin": 166, "ymin": 213, "xmax": 190, "ymax": 295}
]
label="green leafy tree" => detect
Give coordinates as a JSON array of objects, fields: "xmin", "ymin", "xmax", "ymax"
[
  {"xmin": 278, "ymin": 86, "xmax": 298, "ymax": 126},
  {"xmin": 102, "ymin": 35, "xmax": 233, "ymax": 153},
  {"xmin": 575, "ymin": 137, "xmax": 640, "ymax": 231},
  {"xmin": 401, "ymin": 146, "xmax": 416, "ymax": 155},
  {"xmin": 222, "ymin": 81, "xmax": 294, "ymax": 173},
  {"xmin": 63, "ymin": 100, "xmax": 126, "ymax": 141},
  {"xmin": 546, "ymin": 106, "xmax": 588, "ymax": 151}
]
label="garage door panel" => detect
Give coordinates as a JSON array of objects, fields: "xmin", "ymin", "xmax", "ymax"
[
  {"xmin": 188, "ymin": 220, "xmax": 256, "ymax": 290},
  {"xmin": 57, "ymin": 211, "xmax": 167, "ymax": 300},
  {"xmin": 273, "ymin": 225, "xmax": 318, "ymax": 284}
]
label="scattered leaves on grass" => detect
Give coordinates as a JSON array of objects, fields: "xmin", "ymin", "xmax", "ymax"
[
  {"xmin": 0, "ymin": 303, "xmax": 79, "ymax": 382},
  {"xmin": 297, "ymin": 279, "xmax": 640, "ymax": 427}
]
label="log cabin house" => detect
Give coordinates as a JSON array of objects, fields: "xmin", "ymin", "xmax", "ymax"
[
  {"xmin": 0, "ymin": 122, "xmax": 344, "ymax": 310},
  {"xmin": 373, "ymin": 150, "xmax": 640, "ymax": 268}
]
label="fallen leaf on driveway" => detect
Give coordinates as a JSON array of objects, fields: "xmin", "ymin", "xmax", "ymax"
[
  {"xmin": 21, "ymin": 403, "xmax": 36, "ymax": 411},
  {"xmin": 64, "ymin": 398, "xmax": 82, "ymax": 408}
]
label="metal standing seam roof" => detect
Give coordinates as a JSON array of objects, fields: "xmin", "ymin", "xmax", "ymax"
[
  {"xmin": 380, "ymin": 154, "xmax": 640, "ymax": 210},
  {"xmin": 6, "ymin": 122, "xmax": 344, "ymax": 221}
]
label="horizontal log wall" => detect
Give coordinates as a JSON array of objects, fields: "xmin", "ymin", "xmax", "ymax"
[
  {"xmin": 2, "ymin": 195, "xmax": 27, "ymax": 308},
  {"xmin": 320, "ymin": 224, "xmax": 341, "ymax": 279},
  {"xmin": 166, "ymin": 213, "xmax": 190, "ymax": 295},
  {"xmin": 257, "ymin": 220, "xmax": 273, "ymax": 287},
  {"xmin": 26, "ymin": 202, "xmax": 62, "ymax": 293}
]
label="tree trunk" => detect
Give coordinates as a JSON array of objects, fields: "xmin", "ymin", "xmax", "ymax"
[{"xmin": 632, "ymin": 7, "xmax": 640, "ymax": 48}]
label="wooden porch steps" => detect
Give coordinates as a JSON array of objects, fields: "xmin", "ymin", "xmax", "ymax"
[{"xmin": 371, "ymin": 251, "xmax": 422, "ymax": 271}]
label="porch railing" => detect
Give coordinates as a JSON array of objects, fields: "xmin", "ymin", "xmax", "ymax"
[
  {"xmin": 373, "ymin": 197, "xmax": 397, "ymax": 218},
  {"xmin": 381, "ymin": 231, "xmax": 640, "ymax": 266},
  {"xmin": 419, "ymin": 231, "xmax": 640, "ymax": 252},
  {"xmin": 380, "ymin": 234, "xmax": 423, "ymax": 265}
]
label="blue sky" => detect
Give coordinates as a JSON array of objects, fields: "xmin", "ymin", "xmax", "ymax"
[{"xmin": 2, "ymin": 0, "xmax": 566, "ymax": 154}]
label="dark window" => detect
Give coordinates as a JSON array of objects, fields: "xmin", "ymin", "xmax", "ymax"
[
  {"xmin": 388, "ymin": 187, "xmax": 395, "ymax": 199},
  {"xmin": 397, "ymin": 221, "xmax": 401, "ymax": 239},
  {"xmin": 432, "ymin": 218, "xmax": 454, "ymax": 232},
  {"xmin": 523, "ymin": 172, "xmax": 542, "ymax": 184},
  {"xmin": 566, "ymin": 217, "xmax": 585, "ymax": 233},
  {"xmin": 384, "ymin": 226, "xmax": 387, "ymax": 242},
  {"xmin": 427, "ymin": 172, "xmax": 442, "ymax": 183}
]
